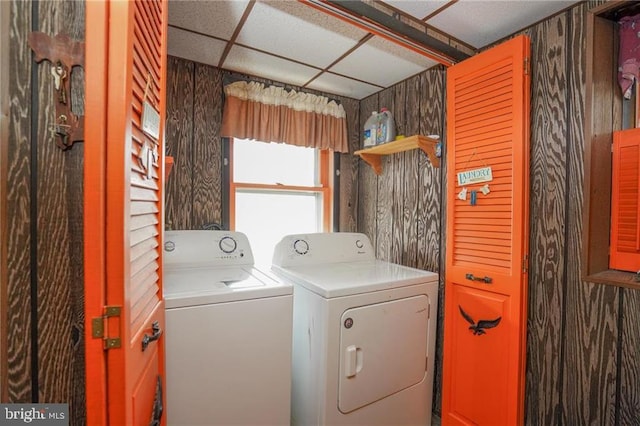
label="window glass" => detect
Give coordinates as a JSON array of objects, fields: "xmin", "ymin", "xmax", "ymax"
[
  {"xmin": 233, "ymin": 138, "xmax": 317, "ymax": 186},
  {"xmin": 235, "ymin": 191, "xmax": 322, "ymax": 266}
]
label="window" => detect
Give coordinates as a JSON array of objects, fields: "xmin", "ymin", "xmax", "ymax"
[
  {"xmin": 583, "ymin": 2, "xmax": 640, "ymax": 286},
  {"xmin": 229, "ymin": 138, "xmax": 332, "ymax": 265}
]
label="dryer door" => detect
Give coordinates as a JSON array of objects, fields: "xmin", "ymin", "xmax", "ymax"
[{"xmin": 338, "ymin": 295, "xmax": 429, "ymax": 413}]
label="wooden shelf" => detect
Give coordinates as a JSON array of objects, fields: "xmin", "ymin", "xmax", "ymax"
[{"xmin": 354, "ymin": 135, "xmax": 440, "ymax": 175}]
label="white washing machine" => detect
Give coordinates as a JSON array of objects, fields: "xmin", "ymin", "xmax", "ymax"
[
  {"xmin": 163, "ymin": 230, "xmax": 293, "ymax": 426},
  {"xmin": 272, "ymin": 232, "xmax": 439, "ymax": 426}
]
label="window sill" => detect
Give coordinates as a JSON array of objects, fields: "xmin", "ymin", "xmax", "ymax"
[{"xmin": 585, "ymin": 269, "xmax": 640, "ymax": 290}]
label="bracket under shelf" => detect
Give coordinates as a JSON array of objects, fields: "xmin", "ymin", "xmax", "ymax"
[{"xmin": 354, "ymin": 135, "xmax": 440, "ymax": 175}]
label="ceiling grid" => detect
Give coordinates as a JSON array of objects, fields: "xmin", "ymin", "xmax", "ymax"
[{"xmin": 168, "ymin": 0, "xmax": 580, "ymax": 99}]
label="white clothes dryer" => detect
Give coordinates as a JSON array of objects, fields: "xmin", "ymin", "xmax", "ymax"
[
  {"xmin": 164, "ymin": 230, "xmax": 292, "ymax": 426},
  {"xmin": 272, "ymin": 232, "xmax": 439, "ymax": 426}
]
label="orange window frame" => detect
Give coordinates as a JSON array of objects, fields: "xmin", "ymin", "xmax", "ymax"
[{"xmin": 228, "ymin": 139, "xmax": 333, "ymax": 232}]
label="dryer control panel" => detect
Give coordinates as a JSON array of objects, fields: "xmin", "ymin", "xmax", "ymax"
[{"xmin": 272, "ymin": 232, "xmax": 375, "ymax": 267}]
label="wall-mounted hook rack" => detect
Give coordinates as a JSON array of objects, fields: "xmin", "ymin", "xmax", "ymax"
[{"xmin": 27, "ymin": 32, "xmax": 85, "ymax": 150}]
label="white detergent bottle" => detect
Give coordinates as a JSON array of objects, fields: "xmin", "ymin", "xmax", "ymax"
[
  {"xmin": 376, "ymin": 108, "xmax": 396, "ymax": 144},
  {"xmin": 363, "ymin": 111, "xmax": 378, "ymax": 147}
]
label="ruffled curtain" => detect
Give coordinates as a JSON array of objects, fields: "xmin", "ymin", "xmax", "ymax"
[{"xmin": 221, "ymin": 81, "xmax": 349, "ymax": 153}]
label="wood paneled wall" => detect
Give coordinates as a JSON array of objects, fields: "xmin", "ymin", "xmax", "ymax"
[
  {"xmin": 164, "ymin": 58, "xmax": 360, "ymax": 232},
  {"xmin": 4, "ymin": 1, "xmax": 638, "ymax": 424},
  {"xmin": 4, "ymin": 0, "xmax": 86, "ymax": 422},
  {"xmin": 357, "ymin": 67, "xmax": 447, "ymax": 412},
  {"xmin": 356, "ymin": 2, "xmax": 640, "ymax": 424},
  {"xmin": 523, "ymin": 3, "xmax": 638, "ymax": 424}
]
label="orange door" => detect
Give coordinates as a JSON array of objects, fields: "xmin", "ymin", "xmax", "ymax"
[
  {"xmin": 442, "ymin": 35, "xmax": 530, "ymax": 425},
  {"xmin": 85, "ymin": 1, "xmax": 169, "ymax": 425}
]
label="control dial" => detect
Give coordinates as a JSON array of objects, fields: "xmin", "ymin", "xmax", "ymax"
[
  {"xmin": 355, "ymin": 239, "xmax": 364, "ymax": 249},
  {"xmin": 293, "ymin": 239, "xmax": 309, "ymax": 255},
  {"xmin": 219, "ymin": 236, "xmax": 237, "ymax": 254}
]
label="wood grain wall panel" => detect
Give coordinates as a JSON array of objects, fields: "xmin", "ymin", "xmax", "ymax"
[
  {"xmin": 563, "ymin": 4, "xmax": 622, "ymax": 425},
  {"xmin": 358, "ymin": 94, "xmax": 378, "ymax": 247},
  {"xmin": 35, "ymin": 0, "xmax": 72, "ymax": 400},
  {"xmin": 417, "ymin": 67, "xmax": 445, "ymax": 415},
  {"xmin": 191, "ymin": 63, "xmax": 222, "ymax": 229},
  {"xmin": 587, "ymin": 0, "xmax": 608, "ymax": 9},
  {"xmin": 376, "ymin": 88, "xmax": 394, "ymax": 261},
  {"xmin": 0, "ymin": 0, "xmax": 8, "ymax": 402},
  {"xmin": 562, "ymin": 282, "xmax": 618, "ymax": 425},
  {"xmin": 403, "ymin": 75, "xmax": 421, "ymax": 268},
  {"xmin": 416, "ymin": 69, "xmax": 444, "ymax": 275},
  {"xmin": 525, "ymin": 14, "xmax": 568, "ymax": 425},
  {"xmin": 391, "ymin": 82, "xmax": 405, "ymax": 265},
  {"xmin": 565, "ymin": 2, "xmax": 587, "ymax": 297},
  {"xmin": 35, "ymin": 1, "xmax": 85, "ymax": 418},
  {"xmin": 6, "ymin": 0, "xmax": 32, "ymax": 402},
  {"xmin": 165, "ymin": 56, "xmax": 194, "ymax": 230},
  {"xmin": 619, "ymin": 288, "xmax": 640, "ymax": 424},
  {"xmin": 337, "ymin": 96, "xmax": 359, "ymax": 232}
]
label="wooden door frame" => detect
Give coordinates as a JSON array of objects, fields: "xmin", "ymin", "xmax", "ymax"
[{"xmin": 0, "ymin": 0, "xmax": 10, "ymax": 403}]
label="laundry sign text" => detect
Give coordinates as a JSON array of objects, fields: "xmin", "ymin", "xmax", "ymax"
[{"xmin": 457, "ymin": 166, "xmax": 493, "ymax": 186}]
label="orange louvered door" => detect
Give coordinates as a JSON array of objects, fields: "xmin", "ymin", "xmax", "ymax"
[
  {"xmin": 85, "ymin": 1, "xmax": 168, "ymax": 425},
  {"xmin": 442, "ymin": 35, "xmax": 530, "ymax": 426},
  {"xmin": 610, "ymin": 128, "xmax": 640, "ymax": 272}
]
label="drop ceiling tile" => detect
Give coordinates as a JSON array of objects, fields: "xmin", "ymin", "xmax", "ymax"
[
  {"xmin": 168, "ymin": 0, "xmax": 249, "ymax": 40},
  {"xmin": 306, "ymin": 72, "xmax": 381, "ymax": 100},
  {"xmin": 329, "ymin": 36, "xmax": 438, "ymax": 88},
  {"xmin": 235, "ymin": 0, "xmax": 368, "ymax": 69},
  {"xmin": 381, "ymin": 0, "xmax": 449, "ymax": 20},
  {"xmin": 427, "ymin": 0, "xmax": 579, "ymax": 49},
  {"xmin": 167, "ymin": 27, "xmax": 227, "ymax": 67},
  {"xmin": 224, "ymin": 45, "xmax": 320, "ymax": 88}
]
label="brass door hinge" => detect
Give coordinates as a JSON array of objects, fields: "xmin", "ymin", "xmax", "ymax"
[
  {"xmin": 524, "ymin": 57, "xmax": 530, "ymax": 75},
  {"xmin": 92, "ymin": 305, "xmax": 122, "ymax": 350},
  {"xmin": 522, "ymin": 254, "xmax": 529, "ymax": 273}
]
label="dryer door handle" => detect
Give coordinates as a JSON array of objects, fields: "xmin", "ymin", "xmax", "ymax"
[{"xmin": 345, "ymin": 345, "xmax": 363, "ymax": 378}]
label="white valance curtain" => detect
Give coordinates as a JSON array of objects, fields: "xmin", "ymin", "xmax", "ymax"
[{"xmin": 221, "ymin": 81, "xmax": 349, "ymax": 153}]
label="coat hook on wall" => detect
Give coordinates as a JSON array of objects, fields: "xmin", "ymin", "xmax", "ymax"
[{"xmin": 27, "ymin": 32, "xmax": 85, "ymax": 151}]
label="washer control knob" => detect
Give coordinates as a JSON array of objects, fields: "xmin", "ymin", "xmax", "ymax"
[
  {"xmin": 219, "ymin": 236, "xmax": 237, "ymax": 254},
  {"xmin": 355, "ymin": 239, "xmax": 364, "ymax": 249},
  {"xmin": 293, "ymin": 239, "xmax": 309, "ymax": 255}
]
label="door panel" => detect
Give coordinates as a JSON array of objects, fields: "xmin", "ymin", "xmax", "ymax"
[
  {"xmin": 447, "ymin": 286, "xmax": 509, "ymax": 425},
  {"xmin": 85, "ymin": 1, "xmax": 168, "ymax": 425},
  {"xmin": 338, "ymin": 295, "xmax": 429, "ymax": 413},
  {"xmin": 132, "ymin": 349, "xmax": 160, "ymax": 425},
  {"xmin": 443, "ymin": 35, "xmax": 530, "ymax": 426}
]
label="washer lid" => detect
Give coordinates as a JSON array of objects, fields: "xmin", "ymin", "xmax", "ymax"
[
  {"xmin": 164, "ymin": 266, "xmax": 292, "ymax": 308},
  {"xmin": 272, "ymin": 260, "xmax": 438, "ymax": 298}
]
